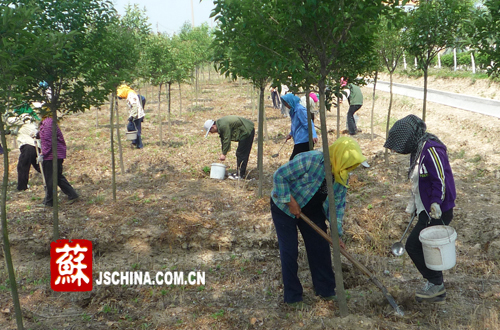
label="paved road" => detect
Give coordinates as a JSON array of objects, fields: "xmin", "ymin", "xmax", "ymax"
[{"xmin": 372, "ymin": 81, "xmax": 500, "ymax": 119}]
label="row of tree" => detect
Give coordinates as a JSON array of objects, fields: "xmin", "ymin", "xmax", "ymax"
[
  {"xmin": 0, "ymin": 1, "xmax": 214, "ymax": 328},
  {"xmin": 209, "ymin": 0, "xmax": 500, "ymax": 316},
  {"xmin": 2, "ymin": 0, "xmax": 500, "ymax": 326}
]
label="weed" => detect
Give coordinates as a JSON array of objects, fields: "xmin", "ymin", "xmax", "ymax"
[
  {"xmin": 455, "ymin": 149, "xmax": 465, "ymax": 159},
  {"xmin": 468, "ymin": 154, "xmax": 482, "ymax": 163},
  {"xmin": 211, "ymin": 309, "xmax": 224, "ymax": 319},
  {"xmin": 103, "ymin": 304, "xmax": 112, "ymax": 313},
  {"xmin": 132, "ymin": 263, "xmax": 141, "ymax": 270},
  {"xmin": 203, "ymin": 166, "xmax": 210, "ymax": 174},
  {"xmin": 197, "ymin": 285, "xmax": 205, "ymax": 292},
  {"xmin": 81, "ymin": 313, "xmax": 91, "ymax": 321},
  {"xmin": 88, "ymin": 194, "xmax": 105, "ymax": 205}
]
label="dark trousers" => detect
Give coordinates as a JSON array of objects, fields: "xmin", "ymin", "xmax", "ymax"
[
  {"xmin": 235, "ymin": 128, "xmax": 254, "ymax": 178},
  {"xmin": 127, "ymin": 118, "xmax": 143, "ymax": 149},
  {"xmin": 271, "ymin": 91, "xmax": 281, "ymax": 109},
  {"xmin": 42, "ymin": 159, "xmax": 78, "ymax": 206},
  {"xmin": 17, "ymin": 144, "xmax": 41, "ymax": 190},
  {"xmin": 347, "ymin": 104, "xmax": 362, "ymax": 135},
  {"xmin": 290, "ymin": 142, "xmax": 313, "ymax": 160},
  {"xmin": 271, "ymin": 199, "xmax": 336, "ymax": 303},
  {"xmin": 406, "ymin": 209, "xmax": 453, "ymax": 285}
]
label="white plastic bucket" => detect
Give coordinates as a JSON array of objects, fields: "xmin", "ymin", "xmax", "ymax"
[
  {"xmin": 419, "ymin": 225, "xmax": 457, "ymax": 271},
  {"xmin": 210, "ymin": 163, "xmax": 226, "ymax": 179},
  {"xmin": 126, "ymin": 131, "xmax": 138, "ymax": 141}
]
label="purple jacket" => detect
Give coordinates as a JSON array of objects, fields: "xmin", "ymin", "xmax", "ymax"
[
  {"xmin": 418, "ymin": 139, "xmax": 456, "ymax": 213},
  {"xmin": 39, "ymin": 117, "xmax": 66, "ymax": 160}
]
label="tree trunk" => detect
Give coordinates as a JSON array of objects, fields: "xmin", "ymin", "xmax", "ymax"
[
  {"xmin": 168, "ymin": 82, "xmax": 172, "ymax": 136},
  {"xmin": 384, "ymin": 73, "xmax": 394, "ymax": 165},
  {"xmin": 305, "ymin": 88, "xmax": 314, "ymax": 150},
  {"xmin": 158, "ymin": 84, "xmax": 163, "ymax": 147},
  {"xmin": 0, "ymin": 114, "xmax": 24, "ymax": 330},
  {"xmin": 109, "ymin": 93, "xmax": 116, "ymax": 201},
  {"xmin": 195, "ymin": 66, "xmax": 199, "ymax": 109},
  {"xmin": 423, "ymin": 67, "xmax": 428, "ymax": 122},
  {"xmin": 371, "ymin": 70, "xmax": 378, "ymax": 141},
  {"xmin": 317, "ymin": 78, "xmax": 348, "ymax": 317},
  {"xmin": 114, "ymin": 96, "xmax": 124, "ymax": 175},
  {"xmin": 257, "ymin": 81, "xmax": 265, "ymax": 197},
  {"xmin": 51, "ymin": 105, "xmax": 59, "ymax": 240},
  {"xmin": 178, "ymin": 82, "xmax": 182, "ymax": 114},
  {"xmin": 336, "ymin": 96, "xmax": 341, "ymax": 139}
]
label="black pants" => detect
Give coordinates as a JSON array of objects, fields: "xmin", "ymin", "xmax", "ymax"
[
  {"xmin": 271, "ymin": 91, "xmax": 281, "ymax": 109},
  {"xmin": 347, "ymin": 104, "xmax": 362, "ymax": 135},
  {"xmin": 271, "ymin": 199, "xmax": 336, "ymax": 303},
  {"xmin": 235, "ymin": 128, "xmax": 255, "ymax": 178},
  {"xmin": 127, "ymin": 118, "xmax": 143, "ymax": 149},
  {"xmin": 42, "ymin": 159, "xmax": 78, "ymax": 206},
  {"xmin": 17, "ymin": 144, "xmax": 41, "ymax": 191},
  {"xmin": 290, "ymin": 142, "xmax": 313, "ymax": 160},
  {"xmin": 406, "ymin": 209, "xmax": 453, "ymax": 285}
]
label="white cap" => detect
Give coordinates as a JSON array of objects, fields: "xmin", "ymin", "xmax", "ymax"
[
  {"xmin": 203, "ymin": 120, "xmax": 215, "ymax": 138},
  {"xmin": 361, "ymin": 161, "xmax": 370, "ymax": 168}
]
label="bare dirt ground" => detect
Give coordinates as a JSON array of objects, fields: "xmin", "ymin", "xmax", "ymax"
[{"xmin": 0, "ymin": 71, "xmax": 499, "ymax": 329}]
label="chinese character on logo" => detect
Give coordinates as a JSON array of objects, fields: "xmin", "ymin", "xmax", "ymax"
[{"xmin": 50, "ymin": 239, "xmax": 92, "ymax": 292}]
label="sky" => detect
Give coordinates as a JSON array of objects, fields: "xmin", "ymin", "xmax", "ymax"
[{"xmin": 112, "ymin": 0, "xmax": 216, "ymax": 35}]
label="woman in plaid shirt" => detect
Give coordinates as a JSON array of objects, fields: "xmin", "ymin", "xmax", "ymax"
[{"xmin": 270, "ymin": 137, "xmax": 366, "ymax": 308}]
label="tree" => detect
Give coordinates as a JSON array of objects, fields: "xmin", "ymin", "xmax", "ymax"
[
  {"xmin": 0, "ymin": 2, "xmax": 43, "ymax": 328},
  {"xmin": 270, "ymin": 0, "xmax": 386, "ymax": 315},
  {"xmin": 95, "ymin": 17, "xmax": 144, "ymax": 200},
  {"xmin": 178, "ymin": 23, "xmax": 214, "ymax": 109},
  {"xmin": 120, "ymin": 3, "xmax": 152, "ymax": 82},
  {"xmin": 403, "ymin": 0, "xmax": 472, "ymax": 122},
  {"xmin": 170, "ymin": 34, "xmax": 197, "ymax": 114},
  {"xmin": 143, "ymin": 33, "xmax": 174, "ymax": 146},
  {"xmin": 18, "ymin": 0, "xmax": 117, "ymax": 240},
  {"xmin": 376, "ymin": 10, "xmax": 407, "ymax": 162},
  {"xmin": 214, "ymin": 0, "xmax": 387, "ymax": 315},
  {"xmin": 212, "ymin": 0, "xmax": 283, "ymax": 197},
  {"xmin": 467, "ymin": 0, "xmax": 500, "ymax": 78}
]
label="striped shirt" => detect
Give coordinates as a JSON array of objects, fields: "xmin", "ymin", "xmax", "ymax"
[
  {"xmin": 39, "ymin": 117, "xmax": 66, "ymax": 160},
  {"xmin": 271, "ymin": 150, "xmax": 348, "ymax": 235}
]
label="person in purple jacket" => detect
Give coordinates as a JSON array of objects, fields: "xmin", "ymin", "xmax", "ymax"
[
  {"xmin": 37, "ymin": 115, "xmax": 78, "ymax": 207},
  {"xmin": 384, "ymin": 114, "xmax": 456, "ymax": 304}
]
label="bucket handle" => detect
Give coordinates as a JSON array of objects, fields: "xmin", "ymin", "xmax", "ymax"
[{"xmin": 427, "ymin": 213, "xmax": 454, "ymax": 243}]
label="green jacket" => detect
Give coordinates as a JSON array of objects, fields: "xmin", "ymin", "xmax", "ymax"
[
  {"xmin": 216, "ymin": 115, "xmax": 254, "ymax": 155},
  {"xmin": 348, "ymin": 84, "xmax": 363, "ymax": 106}
]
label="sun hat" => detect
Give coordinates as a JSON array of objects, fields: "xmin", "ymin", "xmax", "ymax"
[
  {"xmin": 204, "ymin": 119, "xmax": 215, "ymax": 138},
  {"xmin": 309, "ymin": 92, "xmax": 318, "ymax": 103}
]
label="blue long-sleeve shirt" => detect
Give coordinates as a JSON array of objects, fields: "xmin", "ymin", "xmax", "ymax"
[
  {"xmin": 271, "ymin": 150, "xmax": 348, "ymax": 235},
  {"xmin": 290, "ymin": 103, "xmax": 317, "ymax": 144}
]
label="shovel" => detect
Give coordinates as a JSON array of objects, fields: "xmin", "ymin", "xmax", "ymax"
[
  {"xmin": 299, "ymin": 212, "xmax": 404, "ymax": 317},
  {"xmin": 391, "ymin": 212, "xmax": 417, "ymax": 256},
  {"xmin": 271, "ymin": 140, "xmax": 287, "ymax": 158},
  {"xmin": 34, "ymin": 139, "xmax": 46, "ymax": 191}
]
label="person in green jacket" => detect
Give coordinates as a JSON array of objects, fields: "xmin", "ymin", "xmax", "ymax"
[
  {"xmin": 204, "ymin": 115, "xmax": 255, "ymax": 180},
  {"xmin": 346, "ymin": 81, "xmax": 363, "ymax": 135}
]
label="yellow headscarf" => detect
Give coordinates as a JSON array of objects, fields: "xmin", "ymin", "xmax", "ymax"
[
  {"xmin": 329, "ymin": 136, "xmax": 366, "ymax": 187},
  {"xmin": 117, "ymin": 84, "xmax": 135, "ymax": 99}
]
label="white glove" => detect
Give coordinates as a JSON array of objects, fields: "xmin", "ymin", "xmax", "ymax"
[
  {"xmin": 405, "ymin": 199, "xmax": 416, "ymax": 214},
  {"xmin": 429, "ymin": 203, "xmax": 442, "ymax": 219},
  {"xmin": 37, "ymin": 155, "xmax": 43, "ymax": 164}
]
